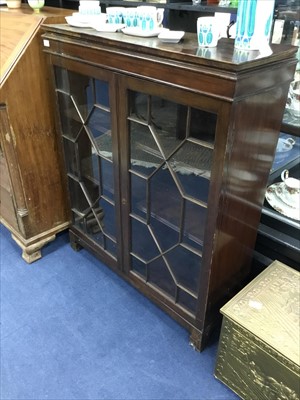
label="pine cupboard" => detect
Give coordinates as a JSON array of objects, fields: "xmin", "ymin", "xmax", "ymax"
[
  {"xmin": 0, "ymin": 6, "xmax": 71, "ymax": 262},
  {"xmin": 42, "ymin": 24, "xmax": 297, "ymax": 350}
]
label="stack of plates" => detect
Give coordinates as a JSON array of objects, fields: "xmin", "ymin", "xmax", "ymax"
[{"xmin": 65, "ymin": 13, "xmax": 106, "ymax": 28}]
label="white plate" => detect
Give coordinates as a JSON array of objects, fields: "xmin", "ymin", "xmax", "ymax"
[
  {"xmin": 265, "ymin": 182, "xmax": 300, "ymax": 221},
  {"xmin": 65, "ymin": 16, "xmax": 92, "ymax": 28},
  {"xmin": 122, "ymin": 27, "xmax": 164, "ymax": 38},
  {"xmin": 91, "ymin": 23, "xmax": 125, "ymax": 32},
  {"xmin": 72, "ymin": 12, "xmax": 107, "ymax": 25},
  {"xmin": 158, "ymin": 30, "xmax": 185, "ymax": 43}
]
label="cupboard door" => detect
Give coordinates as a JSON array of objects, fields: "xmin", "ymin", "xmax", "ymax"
[
  {"xmin": 53, "ymin": 65, "xmax": 120, "ymax": 262},
  {"xmin": 119, "ymin": 77, "xmax": 219, "ymax": 317}
]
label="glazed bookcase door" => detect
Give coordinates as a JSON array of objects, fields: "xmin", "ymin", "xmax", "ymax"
[
  {"xmin": 118, "ymin": 76, "xmax": 220, "ymax": 320},
  {"xmin": 53, "ymin": 64, "xmax": 120, "ymax": 265}
]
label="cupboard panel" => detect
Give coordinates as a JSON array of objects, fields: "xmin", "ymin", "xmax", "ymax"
[
  {"xmin": 54, "ymin": 66, "xmax": 119, "ymax": 261},
  {"xmin": 121, "ymin": 80, "xmax": 219, "ymax": 318}
]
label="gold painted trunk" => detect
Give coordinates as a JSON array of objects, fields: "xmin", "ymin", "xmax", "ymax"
[{"xmin": 215, "ymin": 260, "xmax": 300, "ymax": 400}]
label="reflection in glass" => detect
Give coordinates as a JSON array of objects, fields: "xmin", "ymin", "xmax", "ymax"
[
  {"xmin": 128, "ymin": 90, "xmax": 217, "ymax": 315},
  {"xmin": 130, "ymin": 122, "xmax": 164, "ymax": 176},
  {"xmin": 164, "ymin": 245, "xmax": 202, "ymax": 294},
  {"xmin": 68, "ymin": 178, "xmax": 90, "ymax": 214},
  {"xmin": 128, "ymin": 91, "xmax": 148, "ymax": 121},
  {"xmin": 148, "ymin": 257, "xmax": 177, "ymax": 298},
  {"xmin": 100, "ymin": 157, "xmax": 114, "ymax": 201},
  {"xmin": 150, "ymin": 217, "xmax": 179, "ymax": 253},
  {"xmin": 98, "ymin": 197, "xmax": 116, "ymax": 239},
  {"xmin": 57, "ymin": 92, "xmax": 83, "ymax": 140},
  {"xmin": 131, "ymin": 174, "xmax": 148, "ymax": 221},
  {"xmin": 95, "ymin": 80, "xmax": 110, "ymax": 107},
  {"xmin": 54, "ymin": 66, "xmax": 69, "ymax": 93},
  {"xmin": 87, "ymin": 107, "xmax": 111, "ymax": 143},
  {"xmin": 131, "ymin": 218, "xmax": 160, "ymax": 262},
  {"xmin": 183, "ymin": 200, "xmax": 206, "ymax": 251},
  {"xmin": 68, "ymin": 72, "xmax": 93, "ymax": 121},
  {"xmin": 171, "ymin": 141, "xmax": 213, "ymax": 179},
  {"xmin": 150, "ymin": 167, "xmax": 182, "ymax": 228},
  {"xmin": 77, "ymin": 130, "xmax": 99, "ymax": 184},
  {"xmin": 131, "ymin": 256, "xmax": 147, "ymax": 279},
  {"xmin": 63, "ymin": 138, "xmax": 78, "ymax": 177},
  {"xmin": 177, "ymin": 288, "xmax": 198, "ymax": 314}
]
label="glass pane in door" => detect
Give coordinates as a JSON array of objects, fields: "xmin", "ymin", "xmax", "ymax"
[
  {"xmin": 128, "ymin": 90, "xmax": 217, "ymax": 315},
  {"xmin": 54, "ymin": 67, "xmax": 117, "ymax": 259}
]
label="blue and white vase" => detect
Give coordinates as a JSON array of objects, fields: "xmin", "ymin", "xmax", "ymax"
[{"xmin": 234, "ymin": 0, "xmax": 275, "ymax": 51}]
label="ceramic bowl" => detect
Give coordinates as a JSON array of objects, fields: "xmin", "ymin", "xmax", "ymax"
[
  {"xmin": 6, "ymin": 0, "xmax": 21, "ymax": 8},
  {"xmin": 28, "ymin": 0, "xmax": 45, "ymax": 12}
]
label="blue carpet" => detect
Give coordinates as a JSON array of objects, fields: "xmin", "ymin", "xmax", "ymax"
[{"xmin": 0, "ymin": 224, "xmax": 239, "ymax": 400}]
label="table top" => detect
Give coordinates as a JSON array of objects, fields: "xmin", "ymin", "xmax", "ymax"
[
  {"xmin": 0, "ymin": 5, "xmax": 71, "ymax": 86},
  {"xmin": 41, "ymin": 23, "xmax": 298, "ymax": 73}
]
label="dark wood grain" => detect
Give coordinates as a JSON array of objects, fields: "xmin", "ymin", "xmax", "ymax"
[{"xmin": 42, "ymin": 24, "xmax": 297, "ymax": 349}]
